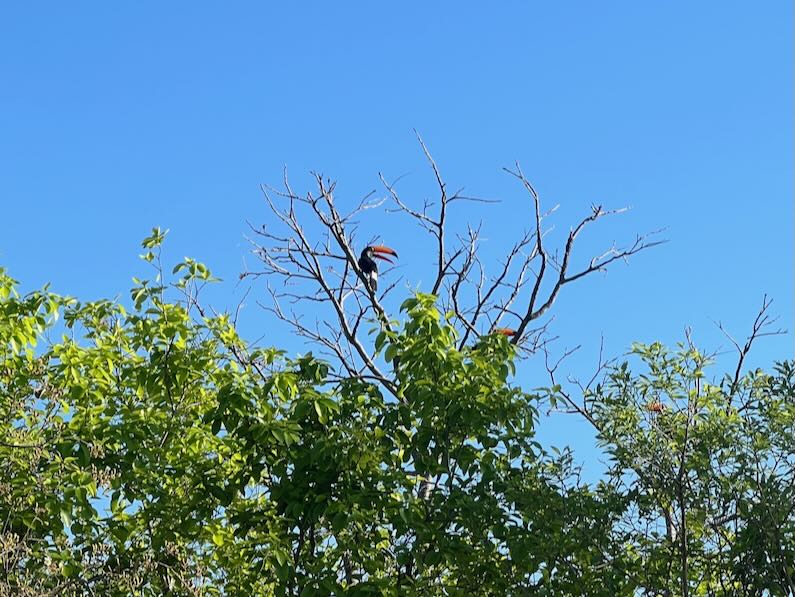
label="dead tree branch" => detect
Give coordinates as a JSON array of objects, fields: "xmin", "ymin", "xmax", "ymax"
[
  {"xmin": 503, "ymin": 164, "xmax": 664, "ymax": 343},
  {"xmin": 246, "ymin": 139, "xmax": 660, "ymax": 391},
  {"xmin": 244, "ymin": 171, "xmax": 398, "ymax": 396},
  {"xmin": 716, "ymin": 294, "xmax": 786, "ymax": 395}
]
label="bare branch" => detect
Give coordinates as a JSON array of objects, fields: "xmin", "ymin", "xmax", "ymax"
[
  {"xmin": 248, "ymin": 143, "xmax": 659, "ymax": 400},
  {"xmin": 716, "ymin": 295, "xmax": 786, "ymax": 395},
  {"xmin": 504, "ymin": 164, "xmax": 663, "ymax": 343},
  {"xmin": 247, "ymin": 173, "xmax": 400, "ymax": 397}
]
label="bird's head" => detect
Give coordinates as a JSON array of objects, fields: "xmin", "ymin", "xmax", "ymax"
[{"xmin": 362, "ymin": 245, "xmax": 398, "ymax": 264}]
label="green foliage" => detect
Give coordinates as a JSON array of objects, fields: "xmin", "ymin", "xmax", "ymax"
[
  {"xmin": 1, "ymin": 239, "xmax": 791, "ymax": 595},
  {"xmin": 0, "ymin": 243, "xmax": 628, "ymax": 595},
  {"xmin": 590, "ymin": 343, "xmax": 795, "ymax": 595}
]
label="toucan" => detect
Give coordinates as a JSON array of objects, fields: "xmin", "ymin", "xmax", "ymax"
[{"xmin": 358, "ymin": 245, "xmax": 398, "ymax": 292}]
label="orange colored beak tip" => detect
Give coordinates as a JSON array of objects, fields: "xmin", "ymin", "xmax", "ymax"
[{"xmin": 371, "ymin": 245, "xmax": 398, "ymax": 258}]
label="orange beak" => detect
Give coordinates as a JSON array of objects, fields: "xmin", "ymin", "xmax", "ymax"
[
  {"xmin": 493, "ymin": 328, "xmax": 517, "ymax": 337},
  {"xmin": 371, "ymin": 245, "xmax": 398, "ymax": 264}
]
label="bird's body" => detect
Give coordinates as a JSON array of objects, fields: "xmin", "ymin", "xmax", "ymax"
[
  {"xmin": 358, "ymin": 245, "xmax": 398, "ymax": 292},
  {"xmin": 492, "ymin": 328, "xmax": 517, "ymax": 337},
  {"xmin": 357, "ymin": 252, "xmax": 379, "ymax": 291}
]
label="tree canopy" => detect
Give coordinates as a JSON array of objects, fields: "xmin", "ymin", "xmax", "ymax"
[{"xmin": 0, "ymin": 227, "xmax": 792, "ymax": 596}]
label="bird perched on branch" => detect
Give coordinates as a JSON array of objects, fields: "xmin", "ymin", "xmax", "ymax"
[{"xmin": 358, "ymin": 245, "xmax": 398, "ymax": 292}]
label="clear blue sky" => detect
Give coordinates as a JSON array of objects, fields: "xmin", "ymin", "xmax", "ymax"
[{"xmin": 1, "ymin": 3, "xmax": 792, "ymax": 460}]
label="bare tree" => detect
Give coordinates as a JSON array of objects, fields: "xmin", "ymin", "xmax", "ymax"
[{"xmin": 242, "ymin": 133, "xmax": 662, "ymax": 392}]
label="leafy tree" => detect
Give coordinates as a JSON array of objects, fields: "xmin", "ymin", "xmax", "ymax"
[
  {"xmin": 0, "ymin": 232, "xmax": 632, "ymax": 595},
  {"xmin": 582, "ymin": 343, "xmax": 795, "ymax": 596},
  {"xmin": 1, "ymin": 153, "xmax": 791, "ymax": 595}
]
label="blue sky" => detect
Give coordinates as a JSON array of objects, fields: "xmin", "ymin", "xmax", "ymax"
[{"xmin": 1, "ymin": 3, "xmax": 792, "ymax": 461}]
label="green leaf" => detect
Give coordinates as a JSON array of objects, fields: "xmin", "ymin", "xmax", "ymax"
[
  {"xmin": 385, "ymin": 345, "xmax": 398, "ymax": 363},
  {"xmin": 314, "ymin": 399, "xmax": 327, "ymax": 424},
  {"xmin": 60, "ymin": 507, "xmax": 72, "ymax": 528}
]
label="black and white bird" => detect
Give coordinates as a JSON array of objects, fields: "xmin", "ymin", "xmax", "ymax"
[{"xmin": 357, "ymin": 245, "xmax": 398, "ymax": 292}]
